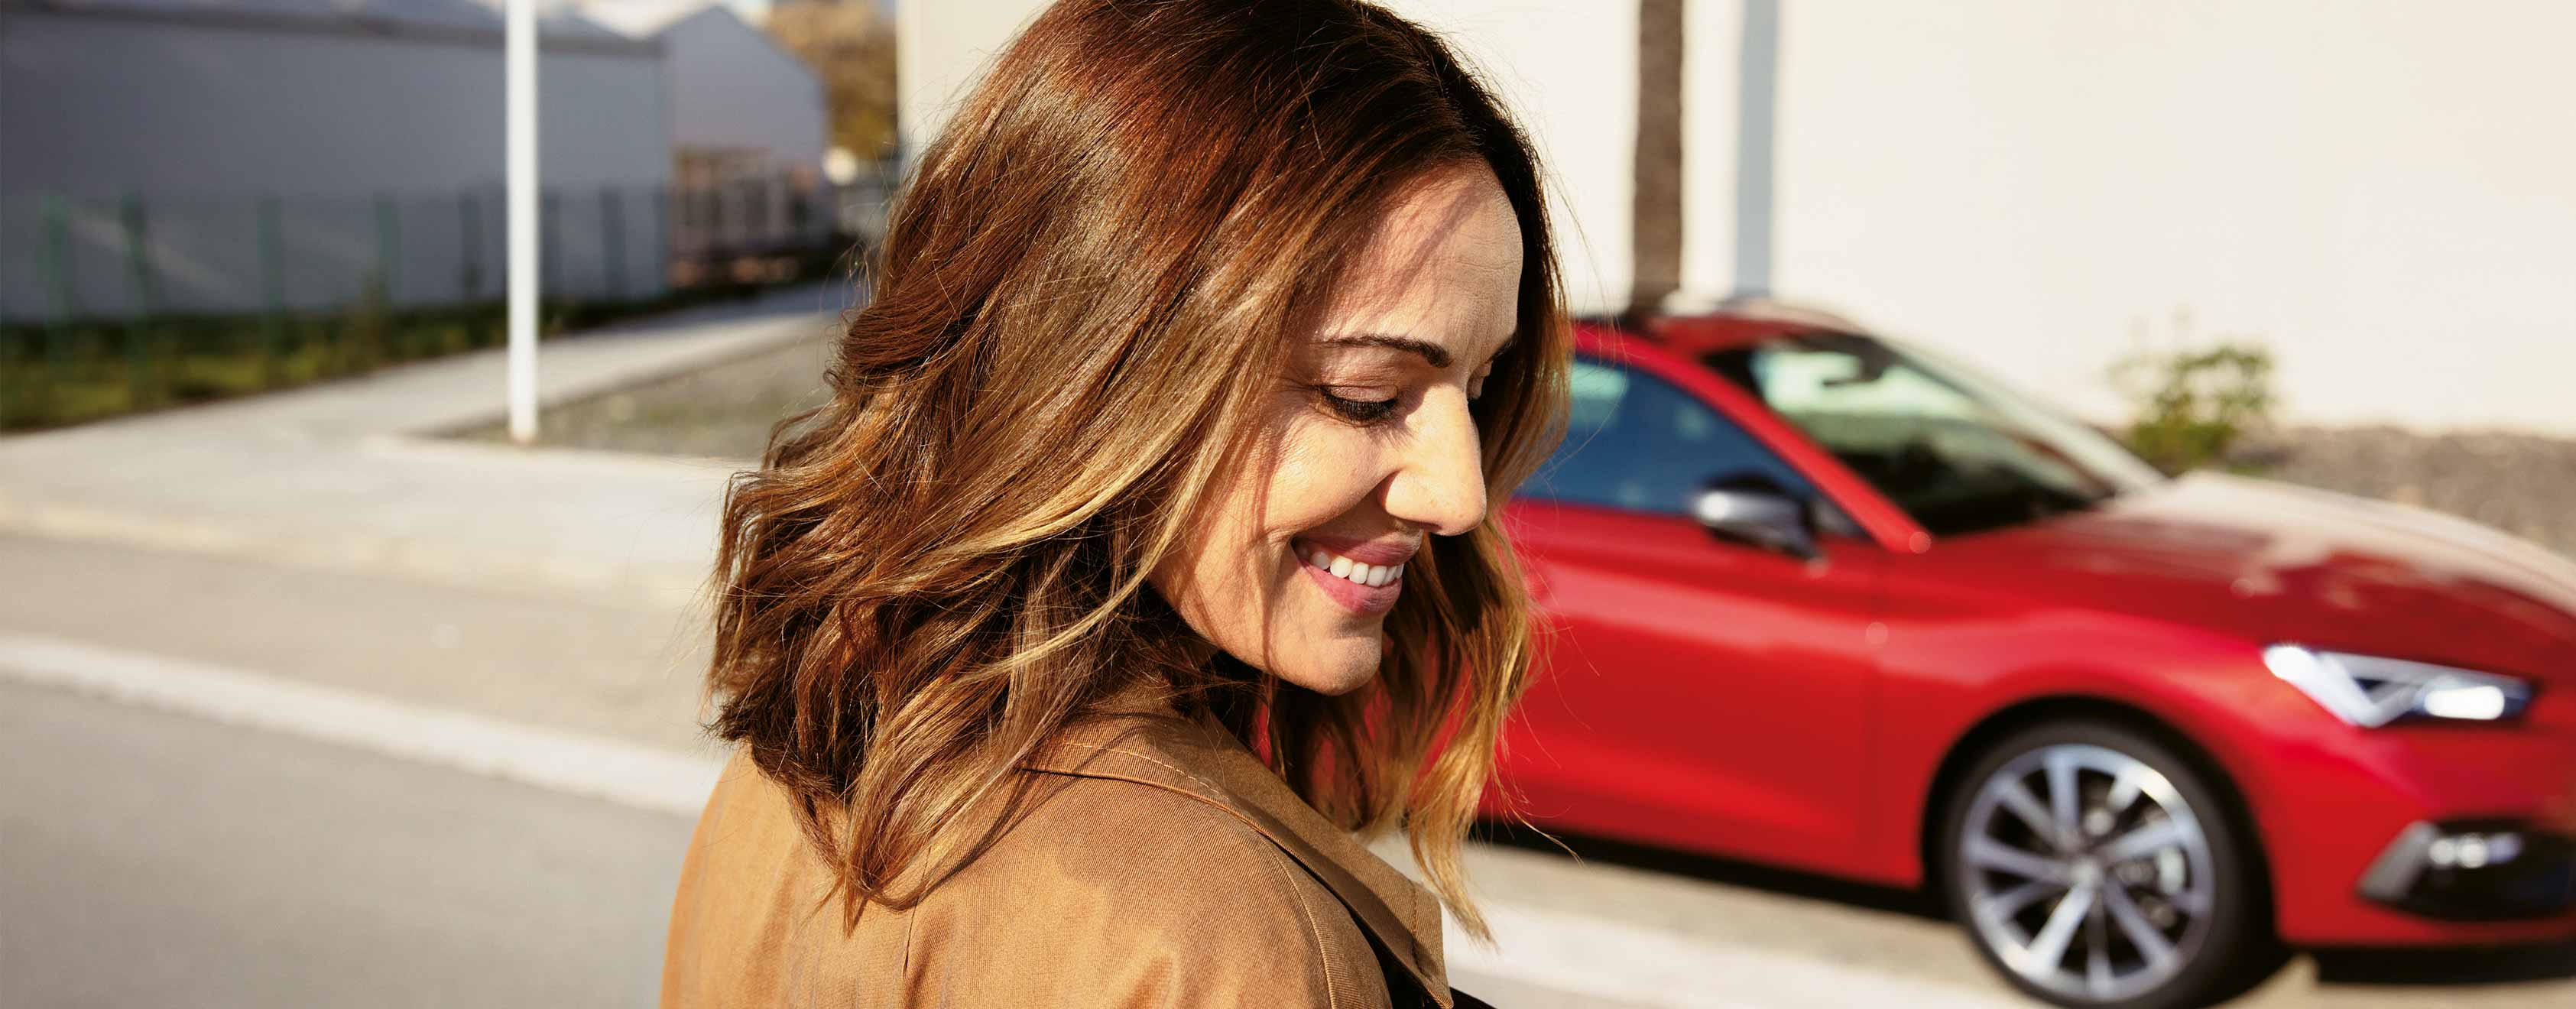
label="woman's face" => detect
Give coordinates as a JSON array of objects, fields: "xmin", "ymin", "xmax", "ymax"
[{"xmin": 1153, "ymin": 164, "xmax": 1523, "ymax": 696}]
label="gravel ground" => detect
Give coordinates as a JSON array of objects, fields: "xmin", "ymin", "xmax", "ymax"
[
  {"xmin": 455, "ymin": 335, "xmax": 835, "ymax": 461},
  {"xmin": 2243, "ymin": 426, "xmax": 2576, "ymax": 562},
  {"xmin": 480, "ymin": 339, "xmax": 2576, "ymax": 561}
]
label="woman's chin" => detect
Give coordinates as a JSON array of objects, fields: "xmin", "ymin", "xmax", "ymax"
[{"xmin": 1273, "ymin": 644, "xmax": 1386, "ymax": 696}]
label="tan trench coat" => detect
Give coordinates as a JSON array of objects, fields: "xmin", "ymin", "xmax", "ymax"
[{"xmin": 660, "ymin": 711, "xmax": 1455, "ymax": 1007}]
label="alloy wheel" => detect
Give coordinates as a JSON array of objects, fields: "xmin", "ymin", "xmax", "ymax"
[{"xmin": 1955, "ymin": 742, "xmax": 2219, "ymax": 1004}]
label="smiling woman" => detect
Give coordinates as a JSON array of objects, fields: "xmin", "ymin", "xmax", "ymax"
[
  {"xmin": 1158, "ymin": 166, "xmax": 1527, "ymax": 697},
  {"xmin": 659, "ymin": 1, "xmax": 1568, "ymax": 1006}
]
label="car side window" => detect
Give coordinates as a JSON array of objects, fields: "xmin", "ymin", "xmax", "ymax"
[{"xmin": 1526, "ymin": 357, "xmax": 1818, "ymax": 516}]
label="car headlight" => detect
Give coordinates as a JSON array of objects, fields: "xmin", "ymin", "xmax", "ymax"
[{"xmin": 2263, "ymin": 644, "xmax": 2535, "ymax": 727}]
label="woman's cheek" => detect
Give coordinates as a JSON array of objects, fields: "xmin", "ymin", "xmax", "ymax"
[{"xmin": 1266, "ymin": 423, "xmax": 1383, "ymax": 529}]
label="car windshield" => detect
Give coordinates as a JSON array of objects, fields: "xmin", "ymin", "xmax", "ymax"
[{"xmin": 1704, "ymin": 330, "xmax": 2166, "ymax": 537}]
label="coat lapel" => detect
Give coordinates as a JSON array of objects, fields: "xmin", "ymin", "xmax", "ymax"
[{"xmin": 1027, "ymin": 712, "xmax": 1451, "ymax": 1005}]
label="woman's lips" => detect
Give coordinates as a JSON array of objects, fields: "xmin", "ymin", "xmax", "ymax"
[
  {"xmin": 1293, "ymin": 537, "xmax": 1410, "ymax": 615},
  {"xmin": 1299, "ymin": 534, "xmax": 1418, "ymax": 567}
]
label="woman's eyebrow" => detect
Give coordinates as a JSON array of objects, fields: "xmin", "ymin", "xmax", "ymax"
[{"xmin": 1319, "ymin": 333, "xmax": 1452, "ymax": 369}]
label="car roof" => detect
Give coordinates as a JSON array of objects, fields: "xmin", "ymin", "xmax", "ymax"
[{"xmin": 1575, "ymin": 298, "xmax": 1873, "ymax": 357}]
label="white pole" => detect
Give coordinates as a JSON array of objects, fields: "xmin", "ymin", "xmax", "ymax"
[{"xmin": 504, "ymin": 0, "xmax": 540, "ymax": 443}]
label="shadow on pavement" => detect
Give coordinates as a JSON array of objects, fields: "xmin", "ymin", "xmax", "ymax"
[
  {"xmin": 2311, "ymin": 941, "xmax": 2576, "ymax": 986},
  {"xmin": 1471, "ymin": 818, "xmax": 1946, "ymax": 922},
  {"xmin": 1477, "ymin": 819, "xmax": 2576, "ymax": 992}
]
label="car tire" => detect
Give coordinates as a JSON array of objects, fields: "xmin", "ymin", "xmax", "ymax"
[{"xmin": 1936, "ymin": 720, "xmax": 2286, "ymax": 1009}]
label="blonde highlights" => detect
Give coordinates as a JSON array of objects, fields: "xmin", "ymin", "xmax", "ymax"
[{"xmin": 706, "ymin": 0, "xmax": 1567, "ymax": 937}]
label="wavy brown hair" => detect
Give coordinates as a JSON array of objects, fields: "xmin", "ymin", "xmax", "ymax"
[{"xmin": 707, "ymin": 0, "xmax": 1567, "ymax": 937}]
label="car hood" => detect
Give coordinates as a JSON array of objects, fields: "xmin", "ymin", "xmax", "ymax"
[{"xmin": 1942, "ymin": 472, "xmax": 2576, "ymax": 685}]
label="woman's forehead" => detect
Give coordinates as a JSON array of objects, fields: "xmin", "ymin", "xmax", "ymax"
[{"xmin": 1319, "ymin": 167, "xmax": 1523, "ymax": 362}]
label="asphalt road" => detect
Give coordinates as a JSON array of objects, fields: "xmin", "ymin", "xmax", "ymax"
[
  {"xmin": 1, "ymin": 680, "xmax": 691, "ymax": 1008},
  {"xmin": 2, "ymin": 532, "xmax": 2569, "ymax": 1008}
]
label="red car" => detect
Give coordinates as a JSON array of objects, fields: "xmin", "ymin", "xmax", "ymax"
[{"xmin": 1489, "ymin": 304, "xmax": 2576, "ymax": 1009}]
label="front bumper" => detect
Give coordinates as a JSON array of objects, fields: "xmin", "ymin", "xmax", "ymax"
[
  {"xmin": 2239, "ymin": 683, "xmax": 2576, "ymax": 946},
  {"xmin": 2357, "ymin": 819, "xmax": 2576, "ymax": 921}
]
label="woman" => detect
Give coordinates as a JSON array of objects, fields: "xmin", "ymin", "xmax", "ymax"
[{"xmin": 662, "ymin": 1, "xmax": 1567, "ymax": 1004}]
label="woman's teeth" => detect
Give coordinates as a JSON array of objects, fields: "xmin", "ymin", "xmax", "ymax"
[{"xmin": 1309, "ymin": 550, "xmax": 1402, "ymax": 588}]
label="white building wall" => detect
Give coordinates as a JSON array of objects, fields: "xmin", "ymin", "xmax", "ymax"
[
  {"xmin": 894, "ymin": 0, "xmax": 1046, "ymax": 161},
  {"xmin": 1767, "ymin": 0, "xmax": 2576, "ymax": 435},
  {"xmin": 897, "ymin": 0, "xmax": 2576, "ymax": 435},
  {"xmin": 0, "ymin": 10, "xmax": 670, "ymax": 318},
  {"xmin": 1678, "ymin": 0, "xmax": 1744, "ymax": 304}
]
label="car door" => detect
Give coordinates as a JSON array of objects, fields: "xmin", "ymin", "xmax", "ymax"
[{"xmin": 1499, "ymin": 352, "xmax": 1884, "ymax": 874}]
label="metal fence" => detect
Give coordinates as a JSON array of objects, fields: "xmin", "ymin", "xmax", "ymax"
[
  {"xmin": 0, "ymin": 172, "xmax": 897, "ymax": 326},
  {"xmin": 0, "ymin": 170, "xmax": 898, "ymax": 427}
]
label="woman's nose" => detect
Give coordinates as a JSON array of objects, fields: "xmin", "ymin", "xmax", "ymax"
[{"xmin": 1384, "ymin": 393, "xmax": 1487, "ymax": 537}]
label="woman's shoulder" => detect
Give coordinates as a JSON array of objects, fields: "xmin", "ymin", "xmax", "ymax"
[
  {"xmin": 910, "ymin": 767, "xmax": 1393, "ymax": 1005},
  {"xmin": 968, "ymin": 764, "xmax": 1325, "ymax": 906}
]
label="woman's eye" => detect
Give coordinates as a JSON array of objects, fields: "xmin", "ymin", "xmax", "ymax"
[{"xmin": 1319, "ymin": 389, "xmax": 1401, "ymax": 423}]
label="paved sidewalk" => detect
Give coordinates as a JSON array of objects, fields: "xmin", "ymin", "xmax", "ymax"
[{"xmin": 0, "ymin": 284, "xmax": 852, "ymax": 607}]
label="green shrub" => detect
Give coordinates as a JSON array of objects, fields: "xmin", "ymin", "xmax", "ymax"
[{"xmin": 2112, "ymin": 343, "xmax": 2276, "ymax": 475}]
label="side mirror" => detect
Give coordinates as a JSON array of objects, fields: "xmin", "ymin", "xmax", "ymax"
[{"xmin": 1691, "ymin": 485, "xmax": 1822, "ymax": 561}]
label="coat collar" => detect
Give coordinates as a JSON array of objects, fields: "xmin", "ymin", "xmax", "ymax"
[{"xmin": 1024, "ymin": 709, "xmax": 1450, "ymax": 1005}]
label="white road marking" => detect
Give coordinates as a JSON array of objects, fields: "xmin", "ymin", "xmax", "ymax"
[
  {"xmin": 0, "ymin": 631, "xmax": 2020, "ymax": 1008},
  {"xmin": 0, "ymin": 631, "xmax": 725, "ymax": 817}
]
